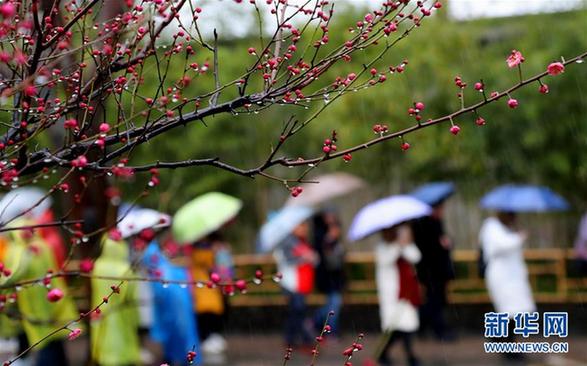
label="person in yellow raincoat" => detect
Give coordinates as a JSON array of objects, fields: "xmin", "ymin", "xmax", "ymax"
[
  {"xmin": 91, "ymin": 235, "xmax": 140, "ymax": 366},
  {"xmin": 191, "ymin": 232, "xmax": 229, "ymax": 357},
  {"xmin": 0, "ymin": 219, "xmax": 79, "ymax": 365}
]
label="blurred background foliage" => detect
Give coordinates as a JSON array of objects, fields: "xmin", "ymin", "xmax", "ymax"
[{"xmin": 115, "ymin": 7, "xmax": 587, "ymax": 251}]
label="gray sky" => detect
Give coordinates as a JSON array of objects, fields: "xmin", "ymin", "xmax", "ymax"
[{"xmin": 171, "ymin": 0, "xmax": 585, "ymax": 39}]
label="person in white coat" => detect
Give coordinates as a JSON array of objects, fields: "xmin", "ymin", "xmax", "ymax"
[
  {"xmin": 479, "ymin": 212, "xmax": 536, "ymax": 318},
  {"xmin": 375, "ymin": 224, "xmax": 422, "ymax": 366}
]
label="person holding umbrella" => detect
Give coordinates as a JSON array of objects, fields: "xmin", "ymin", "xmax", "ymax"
[
  {"xmin": 409, "ymin": 182, "xmax": 456, "ymax": 341},
  {"xmin": 349, "ymin": 195, "xmax": 431, "ymax": 366},
  {"xmin": 479, "ymin": 185, "xmax": 569, "ymax": 360},
  {"xmin": 0, "ymin": 188, "xmax": 79, "ymax": 366},
  {"xmin": 258, "ymin": 205, "xmax": 317, "ymax": 347},
  {"xmin": 91, "ymin": 232, "xmax": 141, "ymax": 366},
  {"xmin": 311, "ymin": 208, "xmax": 345, "ymax": 339},
  {"xmin": 286, "ymin": 173, "xmax": 366, "ymax": 339},
  {"xmin": 173, "ymin": 192, "xmax": 242, "ymax": 362}
]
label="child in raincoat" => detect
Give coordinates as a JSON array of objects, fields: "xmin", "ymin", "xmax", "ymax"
[
  {"xmin": 190, "ymin": 232, "xmax": 230, "ymax": 358},
  {"xmin": 91, "ymin": 235, "xmax": 140, "ymax": 366},
  {"xmin": 375, "ymin": 224, "xmax": 421, "ymax": 366},
  {"xmin": 0, "ymin": 219, "xmax": 79, "ymax": 366}
]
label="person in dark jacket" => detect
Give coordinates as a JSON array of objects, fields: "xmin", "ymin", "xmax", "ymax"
[
  {"xmin": 412, "ymin": 201, "xmax": 455, "ymax": 341},
  {"xmin": 312, "ymin": 210, "xmax": 346, "ymax": 337}
]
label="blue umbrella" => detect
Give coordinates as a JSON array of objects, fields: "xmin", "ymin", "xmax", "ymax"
[
  {"xmin": 480, "ymin": 185, "xmax": 569, "ymax": 212},
  {"xmin": 409, "ymin": 182, "xmax": 455, "ymax": 206},
  {"xmin": 257, "ymin": 205, "xmax": 314, "ymax": 252}
]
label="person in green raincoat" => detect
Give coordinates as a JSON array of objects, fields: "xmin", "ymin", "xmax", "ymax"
[
  {"xmin": 0, "ymin": 219, "xmax": 79, "ymax": 365},
  {"xmin": 91, "ymin": 234, "xmax": 140, "ymax": 366}
]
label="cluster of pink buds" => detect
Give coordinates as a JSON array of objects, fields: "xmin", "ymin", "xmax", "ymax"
[
  {"xmin": 342, "ymin": 333, "xmax": 365, "ymax": 362},
  {"xmin": 186, "ymin": 350, "xmax": 197, "ymax": 364},
  {"xmin": 322, "ymin": 138, "xmax": 337, "ymax": 154},
  {"xmin": 372, "ymin": 124, "xmax": 389, "ymax": 136},
  {"xmin": 283, "ymin": 346, "xmax": 293, "ymax": 361},
  {"xmin": 408, "ymin": 101, "xmax": 425, "ymax": 122},
  {"xmin": 389, "ymin": 59, "xmax": 408, "ymax": 74},
  {"xmin": 0, "ymin": 293, "xmax": 17, "ymax": 311},
  {"xmin": 0, "ymin": 262, "xmax": 11, "ymax": 277},
  {"xmin": 71, "ymin": 155, "xmax": 88, "ymax": 169},
  {"xmin": 148, "ymin": 168, "xmax": 160, "ymax": 187},
  {"xmin": 290, "ymin": 186, "xmax": 303, "ymax": 198},
  {"xmin": 368, "ymin": 68, "xmax": 387, "ymax": 84},
  {"xmin": 454, "ymin": 75, "xmax": 467, "ymax": 89}
]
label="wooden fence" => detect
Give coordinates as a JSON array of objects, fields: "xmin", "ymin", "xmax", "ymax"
[{"xmin": 229, "ymin": 249, "xmax": 587, "ymax": 307}]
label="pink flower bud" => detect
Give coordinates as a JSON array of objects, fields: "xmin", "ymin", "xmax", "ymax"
[
  {"xmin": 67, "ymin": 328, "xmax": 82, "ymax": 341},
  {"xmin": 450, "ymin": 125, "xmax": 461, "ymax": 135},
  {"xmin": 79, "ymin": 259, "xmax": 94, "ymax": 273},
  {"xmin": 507, "ymin": 98, "xmax": 519, "ymax": 109},
  {"xmin": 47, "ymin": 288, "xmax": 64, "ymax": 302},
  {"xmin": 235, "ymin": 279, "xmax": 247, "ymax": 292},
  {"xmin": 0, "ymin": 3, "xmax": 16, "ymax": 19},
  {"xmin": 210, "ymin": 272, "xmax": 221, "ymax": 284},
  {"xmin": 99, "ymin": 123, "xmax": 110, "ymax": 133}
]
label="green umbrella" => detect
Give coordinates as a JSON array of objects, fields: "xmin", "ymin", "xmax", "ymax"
[{"xmin": 172, "ymin": 192, "xmax": 243, "ymax": 244}]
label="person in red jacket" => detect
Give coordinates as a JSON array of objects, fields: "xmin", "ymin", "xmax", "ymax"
[{"xmin": 274, "ymin": 221, "xmax": 318, "ymax": 347}]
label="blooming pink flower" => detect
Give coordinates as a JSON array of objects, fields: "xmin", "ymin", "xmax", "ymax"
[
  {"xmin": 67, "ymin": 328, "xmax": 82, "ymax": 341},
  {"xmin": 547, "ymin": 62, "xmax": 565, "ymax": 75},
  {"xmin": 47, "ymin": 288, "xmax": 64, "ymax": 302},
  {"xmin": 506, "ymin": 50, "xmax": 525, "ymax": 68}
]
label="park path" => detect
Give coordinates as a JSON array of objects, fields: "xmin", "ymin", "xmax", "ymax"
[
  {"xmin": 215, "ymin": 333, "xmax": 587, "ymax": 366},
  {"xmin": 2, "ymin": 333, "xmax": 586, "ymax": 365}
]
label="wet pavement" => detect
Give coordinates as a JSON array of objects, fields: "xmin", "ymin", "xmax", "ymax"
[
  {"xmin": 2, "ymin": 333, "xmax": 586, "ymax": 365},
  {"xmin": 215, "ymin": 333, "xmax": 587, "ymax": 366}
]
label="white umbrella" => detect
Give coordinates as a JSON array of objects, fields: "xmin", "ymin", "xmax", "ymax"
[
  {"xmin": 0, "ymin": 187, "xmax": 51, "ymax": 224},
  {"xmin": 118, "ymin": 207, "xmax": 171, "ymax": 239},
  {"xmin": 348, "ymin": 195, "xmax": 432, "ymax": 241},
  {"xmin": 285, "ymin": 172, "xmax": 366, "ymax": 207},
  {"xmin": 257, "ymin": 205, "xmax": 314, "ymax": 252}
]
